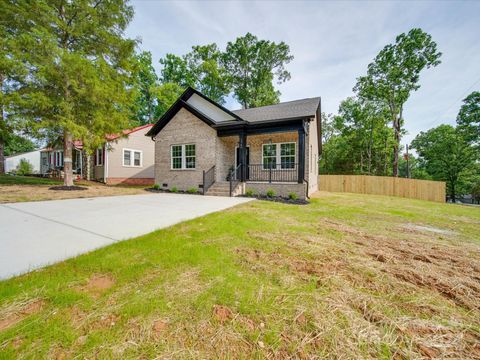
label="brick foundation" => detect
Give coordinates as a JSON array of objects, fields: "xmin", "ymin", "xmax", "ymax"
[{"xmin": 106, "ymin": 177, "xmax": 154, "ymax": 186}]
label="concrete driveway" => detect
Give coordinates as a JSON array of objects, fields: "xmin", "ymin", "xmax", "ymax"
[{"xmin": 0, "ymin": 193, "xmax": 252, "ymax": 280}]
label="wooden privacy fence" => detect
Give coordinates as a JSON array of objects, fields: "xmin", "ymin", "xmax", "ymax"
[{"xmin": 318, "ymin": 175, "xmax": 446, "ymax": 202}]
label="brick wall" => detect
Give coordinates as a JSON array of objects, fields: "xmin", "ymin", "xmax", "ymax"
[{"xmin": 154, "ymin": 108, "xmax": 217, "ymax": 191}]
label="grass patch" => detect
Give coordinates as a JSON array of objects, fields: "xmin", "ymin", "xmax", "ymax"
[
  {"xmin": 0, "ymin": 174, "xmax": 62, "ymax": 186},
  {"xmin": 0, "ymin": 192, "xmax": 479, "ymax": 358}
]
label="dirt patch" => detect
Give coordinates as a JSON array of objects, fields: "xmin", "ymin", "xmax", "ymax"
[
  {"xmin": 213, "ymin": 305, "xmax": 234, "ymax": 324},
  {"xmin": 78, "ymin": 274, "xmax": 115, "ymax": 295},
  {"xmin": 0, "ymin": 183, "xmax": 146, "ymax": 204},
  {"xmin": 0, "ymin": 299, "xmax": 45, "ymax": 332},
  {"xmin": 152, "ymin": 319, "xmax": 169, "ymax": 335},
  {"xmin": 91, "ymin": 313, "xmax": 120, "ymax": 330}
]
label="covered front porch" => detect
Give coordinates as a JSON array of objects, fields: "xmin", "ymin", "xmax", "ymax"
[{"xmin": 204, "ymin": 119, "xmax": 308, "ymax": 198}]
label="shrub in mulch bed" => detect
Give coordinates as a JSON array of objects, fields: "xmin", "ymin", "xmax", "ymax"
[
  {"xmin": 145, "ymin": 188, "xmax": 202, "ymax": 195},
  {"xmin": 242, "ymin": 195, "xmax": 309, "ymax": 205},
  {"xmin": 49, "ymin": 185, "xmax": 88, "ymax": 191}
]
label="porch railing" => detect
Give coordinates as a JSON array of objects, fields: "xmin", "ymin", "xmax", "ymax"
[
  {"xmin": 202, "ymin": 165, "xmax": 216, "ymax": 195},
  {"xmin": 247, "ymin": 163, "xmax": 298, "ymax": 183},
  {"xmin": 229, "ymin": 164, "xmax": 242, "ymax": 197}
]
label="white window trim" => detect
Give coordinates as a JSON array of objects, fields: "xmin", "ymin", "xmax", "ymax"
[
  {"xmin": 170, "ymin": 144, "xmax": 196, "ymax": 170},
  {"xmin": 54, "ymin": 150, "xmax": 64, "ymax": 167},
  {"xmin": 122, "ymin": 148, "xmax": 143, "ymax": 168},
  {"xmin": 262, "ymin": 142, "xmax": 296, "ymax": 170},
  {"xmin": 95, "ymin": 148, "xmax": 104, "ymax": 166}
]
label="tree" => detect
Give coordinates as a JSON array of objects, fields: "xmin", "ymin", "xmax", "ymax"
[
  {"xmin": 11, "ymin": 0, "xmax": 137, "ymax": 186},
  {"xmin": 154, "ymin": 82, "xmax": 184, "ymax": 119},
  {"xmin": 4, "ymin": 133, "xmax": 36, "ymax": 156},
  {"xmin": 354, "ymin": 28, "xmax": 442, "ymax": 177},
  {"xmin": 159, "ymin": 44, "xmax": 229, "ymax": 104},
  {"xmin": 319, "ymin": 98, "xmax": 395, "ymax": 176},
  {"xmin": 411, "ymin": 124, "xmax": 476, "ymax": 202},
  {"xmin": 456, "ymin": 91, "xmax": 480, "ymax": 146},
  {"xmin": 222, "ymin": 33, "xmax": 293, "ymax": 108},
  {"xmin": 131, "ymin": 51, "xmax": 159, "ymax": 125},
  {"xmin": 0, "ymin": 0, "xmax": 31, "ymax": 174},
  {"xmin": 15, "ymin": 158, "xmax": 33, "ymax": 175}
]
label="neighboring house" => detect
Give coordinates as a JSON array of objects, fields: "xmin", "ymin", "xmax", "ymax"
[
  {"xmin": 146, "ymin": 87, "xmax": 321, "ymax": 199},
  {"xmin": 39, "ymin": 124, "xmax": 155, "ymax": 185},
  {"xmin": 92, "ymin": 124, "xmax": 155, "ymax": 185},
  {"xmin": 40, "ymin": 140, "xmax": 84, "ymax": 177},
  {"xmin": 5, "ymin": 150, "xmax": 42, "ymax": 174}
]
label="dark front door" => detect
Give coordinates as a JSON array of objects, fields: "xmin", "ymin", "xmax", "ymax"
[{"xmin": 236, "ymin": 147, "xmax": 250, "ymax": 180}]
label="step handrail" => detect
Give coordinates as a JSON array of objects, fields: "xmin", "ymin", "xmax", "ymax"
[
  {"xmin": 229, "ymin": 164, "xmax": 242, "ymax": 197},
  {"xmin": 203, "ymin": 165, "xmax": 216, "ymax": 195}
]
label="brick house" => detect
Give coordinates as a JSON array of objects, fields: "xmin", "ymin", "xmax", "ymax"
[{"xmin": 146, "ymin": 87, "xmax": 321, "ymax": 199}]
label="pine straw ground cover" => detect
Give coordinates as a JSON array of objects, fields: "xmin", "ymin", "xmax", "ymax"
[{"xmin": 0, "ymin": 192, "xmax": 479, "ymax": 359}]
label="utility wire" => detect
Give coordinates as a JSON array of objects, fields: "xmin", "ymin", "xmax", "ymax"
[{"xmin": 424, "ymin": 74, "xmax": 480, "ymax": 128}]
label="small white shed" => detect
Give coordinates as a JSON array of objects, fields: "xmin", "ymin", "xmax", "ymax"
[{"xmin": 4, "ymin": 150, "xmax": 41, "ymax": 174}]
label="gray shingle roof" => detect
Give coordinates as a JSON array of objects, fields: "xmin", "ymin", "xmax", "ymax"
[{"xmin": 232, "ymin": 97, "xmax": 320, "ymax": 122}]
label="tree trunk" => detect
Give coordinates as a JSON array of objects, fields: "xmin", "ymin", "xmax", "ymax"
[
  {"xmin": 0, "ymin": 74, "xmax": 5, "ymax": 175},
  {"xmin": 0, "ymin": 136, "xmax": 4, "ymax": 175},
  {"xmin": 392, "ymin": 118, "xmax": 400, "ymax": 177},
  {"xmin": 450, "ymin": 181, "xmax": 456, "ymax": 203},
  {"xmin": 63, "ymin": 130, "xmax": 74, "ymax": 186}
]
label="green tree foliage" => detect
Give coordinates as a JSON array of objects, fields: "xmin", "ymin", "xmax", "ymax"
[
  {"xmin": 8, "ymin": 0, "xmax": 137, "ymax": 186},
  {"xmin": 131, "ymin": 51, "xmax": 159, "ymax": 125},
  {"xmin": 354, "ymin": 28, "xmax": 442, "ymax": 177},
  {"xmin": 320, "ymin": 99, "xmax": 395, "ymax": 176},
  {"xmin": 160, "ymin": 44, "xmax": 229, "ymax": 104},
  {"xmin": 15, "ymin": 158, "xmax": 33, "ymax": 175},
  {"xmin": 411, "ymin": 124, "xmax": 477, "ymax": 202},
  {"xmin": 154, "ymin": 82, "xmax": 184, "ymax": 119},
  {"xmin": 222, "ymin": 33, "xmax": 293, "ymax": 108},
  {"xmin": 456, "ymin": 91, "xmax": 480, "ymax": 146},
  {"xmin": 0, "ymin": 0, "xmax": 31, "ymax": 173},
  {"xmin": 4, "ymin": 133, "xmax": 36, "ymax": 156}
]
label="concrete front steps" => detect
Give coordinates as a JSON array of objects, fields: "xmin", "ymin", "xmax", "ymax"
[{"xmin": 205, "ymin": 181, "xmax": 231, "ymax": 197}]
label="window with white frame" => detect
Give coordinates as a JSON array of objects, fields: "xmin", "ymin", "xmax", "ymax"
[
  {"xmin": 171, "ymin": 144, "xmax": 196, "ymax": 170},
  {"xmin": 95, "ymin": 148, "xmax": 104, "ymax": 166},
  {"xmin": 123, "ymin": 149, "xmax": 142, "ymax": 167},
  {"xmin": 53, "ymin": 151, "xmax": 64, "ymax": 167},
  {"xmin": 262, "ymin": 142, "xmax": 296, "ymax": 170}
]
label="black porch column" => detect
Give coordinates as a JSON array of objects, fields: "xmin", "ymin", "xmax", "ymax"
[
  {"xmin": 298, "ymin": 127, "xmax": 305, "ymax": 184},
  {"xmin": 239, "ymin": 131, "xmax": 247, "ymax": 181}
]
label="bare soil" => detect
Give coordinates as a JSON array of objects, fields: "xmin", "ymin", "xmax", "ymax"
[{"xmin": 0, "ymin": 182, "xmax": 146, "ymax": 203}]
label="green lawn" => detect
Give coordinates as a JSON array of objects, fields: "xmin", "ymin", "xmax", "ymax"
[
  {"xmin": 0, "ymin": 174, "xmax": 62, "ymax": 186},
  {"xmin": 0, "ymin": 192, "xmax": 479, "ymax": 358}
]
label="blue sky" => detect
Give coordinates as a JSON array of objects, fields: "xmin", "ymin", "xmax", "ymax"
[{"xmin": 126, "ymin": 0, "xmax": 480, "ymax": 146}]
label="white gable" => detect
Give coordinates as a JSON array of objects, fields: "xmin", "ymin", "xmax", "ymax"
[{"xmin": 186, "ymin": 93, "xmax": 235, "ymax": 122}]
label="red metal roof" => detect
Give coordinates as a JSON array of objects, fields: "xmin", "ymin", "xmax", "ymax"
[
  {"xmin": 42, "ymin": 124, "xmax": 154, "ymax": 150},
  {"xmin": 105, "ymin": 124, "xmax": 154, "ymax": 141}
]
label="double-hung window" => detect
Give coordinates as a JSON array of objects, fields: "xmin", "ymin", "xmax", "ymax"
[
  {"xmin": 262, "ymin": 142, "xmax": 296, "ymax": 170},
  {"xmin": 54, "ymin": 151, "xmax": 64, "ymax": 167},
  {"xmin": 171, "ymin": 144, "xmax": 196, "ymax": 170},
  {"xmin": 123, "ymin": 149, "xmax": 142, "ymax": 167},
  {"xmin": 95, "ymin": 148, "xmax": 104, "ymax": 166}
]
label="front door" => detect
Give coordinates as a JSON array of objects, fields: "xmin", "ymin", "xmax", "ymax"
[{"xmin": 236, "ymin": 147, "xmax": 250, "ymax": 180}]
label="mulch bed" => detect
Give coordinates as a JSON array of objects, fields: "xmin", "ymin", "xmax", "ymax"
[
  {"xmin": 145, "ymin": 188, "xmax": 202, "ymax": 195},
  {"xmin": 49, "ymin": 186, "xmax": 88, "ymax": 191},
  {"xmin": 243, "ymin": 195, "xmax": 309, "ymax": 205}
]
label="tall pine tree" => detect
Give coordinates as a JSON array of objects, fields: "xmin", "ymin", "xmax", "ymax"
[{"xmin": 10, "ymin": 0, "xmax": 136, "ymax": 186}]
